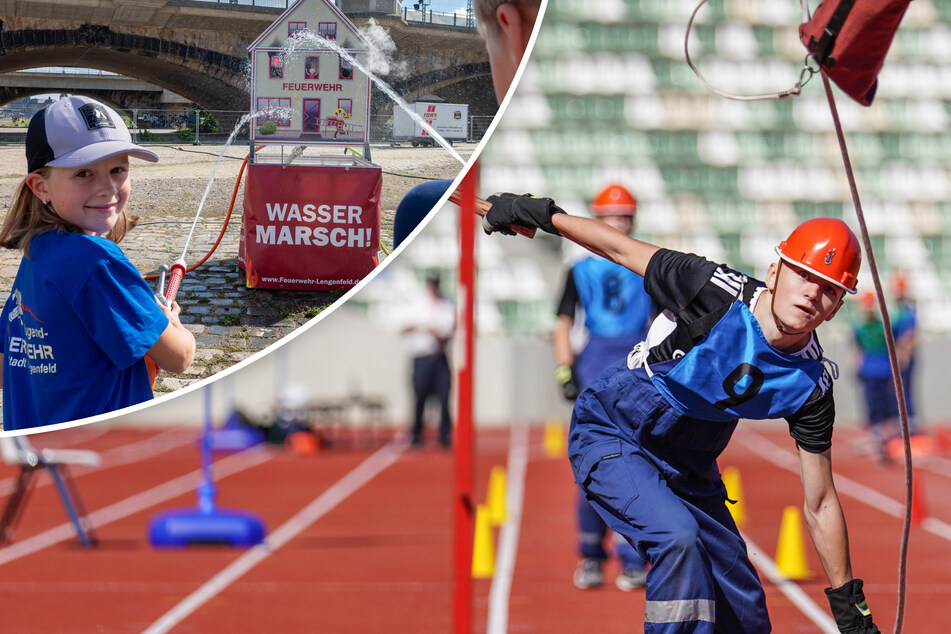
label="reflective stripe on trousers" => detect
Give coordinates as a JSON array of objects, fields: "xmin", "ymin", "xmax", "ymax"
[{"xmin": 645, "ymin": 599, "xmax": 716, "ymax": 624}]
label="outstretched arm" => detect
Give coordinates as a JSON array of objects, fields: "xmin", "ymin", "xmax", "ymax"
[
  {"xmin": 799, "ymin": 447, "xmax": 881, "ymax": 634},
  {"xmin": 483, "ymin": 193, "xmax": 660, "ymax": 276},
  {"xmin": 550, "ymin": 213, "xmax": 659, "ymax": 277}
]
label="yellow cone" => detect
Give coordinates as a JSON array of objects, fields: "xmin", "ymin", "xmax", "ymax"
[
  {"xmin": 543, "ymin": 418, "xmax": 566, "ymax": 458},
  {"xmin": 722, "ymin": 466, "xmax": 746, "ymax": 528},
  {"xmin": 487, "ymin": 465, "xmax": 508, "ymax": 526},
  {"xmin": 775, "ymin": 506, "xmax": 811, "ymax": 580},
  {"xmin": 472, "ymin": 504, "xmax": 495, "ymax": 578}
]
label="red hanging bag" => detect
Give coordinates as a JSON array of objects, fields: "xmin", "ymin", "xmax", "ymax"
[{"xmin": 800, "ymin": 0, "xmax": 913, "ymax": 106}]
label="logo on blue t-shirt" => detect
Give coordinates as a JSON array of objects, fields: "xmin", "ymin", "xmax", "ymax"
[{"xmin": 6, "ymin": 288, "xmax": 56, "ymax": 375}]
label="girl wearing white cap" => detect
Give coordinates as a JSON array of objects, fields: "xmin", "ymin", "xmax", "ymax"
[{"xmin": 0, "ymin": 96, "xmax": 194, "ymax": 431}]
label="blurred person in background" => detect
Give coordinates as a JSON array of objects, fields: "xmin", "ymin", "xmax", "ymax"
[
  {"xmin": 890, "ymin": 270, "xmax": 918, "ymax": 437},
  {"xmin": 400, "ymin": 273, "xmax": 455, "ymax": 447},
  {"xmin": 852, "ymin": 291, "xmax": 898, "ymax": 461},
  {"xmin": 553, "ymin": 184, "xmax": 652, "ymax": 591}
]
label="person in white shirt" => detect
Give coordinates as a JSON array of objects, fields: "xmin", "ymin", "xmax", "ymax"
[{"xmin": 401, "ymin": 274, "xmax": 455, "ymax": 447}]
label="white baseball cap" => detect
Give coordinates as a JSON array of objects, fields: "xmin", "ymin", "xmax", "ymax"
[{"xmin": 26, "ymin": 96, "xmax": 159, "ymax": 173}]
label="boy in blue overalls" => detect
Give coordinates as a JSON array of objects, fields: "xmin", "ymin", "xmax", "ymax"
[
  {"xmin": 553, "ymin": 184, "xmax": 652, "ymax": 591},
  {"xmin": 483, "ymin": 194, "xmax": 880, "ymax": 634}
]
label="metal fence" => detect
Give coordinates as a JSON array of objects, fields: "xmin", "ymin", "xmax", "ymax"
[
  {"xmin": 181, "ymin": 0, "xmax": 290, "ymax": 9},
  {"xmin": 0, "ymin": 108, "xmax": 496, "ymax": 146},
  {"xmin": 401, "ymin": 7, "xmax": 476, "ymax": 29}
]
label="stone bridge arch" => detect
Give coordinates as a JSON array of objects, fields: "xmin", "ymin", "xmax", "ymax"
[
  {"xmin": 0, "ymin": 8, "xmax": 497, "ymax": 117},
  {"xmin": 0, "ymin": 25, "xmax": 250, "ymax": 111},
  {"xmin": 0, "ymin": 87, "xmax": 157, "ymax": 113}
]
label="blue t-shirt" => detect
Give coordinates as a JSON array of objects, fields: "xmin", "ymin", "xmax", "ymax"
[
  {"xmin": 1, "ymin": 231, "xmax": 168, "ymax": 430},
  {"xmin": 559, "ymin": 257, "xmax": 651, "ymax": 338},
  {"xmin": 892, "ymin": 302, "xmax": 917, "ymax": 340}
]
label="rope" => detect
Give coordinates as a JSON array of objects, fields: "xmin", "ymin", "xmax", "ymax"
[
  {"xmin": 143, "ymin": 147, "xmax": 261, "ymax": 281},
  {"xmin": 820, "ymin": 71, "xmax": 910, "ymax": 634},
  {"xmin": 176, "ymin": 143, "xmax": 444, "ymax": 180},
  {"xmin": 684, "ymin": 0, "xmax": 817, "ymax": 101},
  {"xmin": 143, "ymin": 146, "xmax": 435, "ymax": 278},
  {"xmin": 172, "ymin": 146, "xmax": 247, "ymax": 161},
  {"xmin": 682, "ymin": 0, "xmax": 914, "ymax": 628}
]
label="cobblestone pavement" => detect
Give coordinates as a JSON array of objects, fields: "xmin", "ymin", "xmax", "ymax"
[{"xmin": 0, "ymin": 141, "xmax": 472, "ymax": 395}]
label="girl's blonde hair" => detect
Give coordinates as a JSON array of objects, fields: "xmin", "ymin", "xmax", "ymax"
[{"xmin": 0, "ymin": 168, "xmax": 138, "ymax": 257}]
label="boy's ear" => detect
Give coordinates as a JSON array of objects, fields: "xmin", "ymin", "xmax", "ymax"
[
  {"xmin": 495, "ymin": 3, "xmax": 527, "ymax": 64},
  {"xmin": 24, "ymin": 173, "xmax": 49, "ymax": 201},
  {"xmin": 765, "ymin": 261, "xmax": 778, "ymax": 292}
]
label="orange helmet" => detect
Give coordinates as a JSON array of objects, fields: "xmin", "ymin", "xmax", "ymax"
[
  {"xmin": 590, "ymin": 184, "xmax": 637, "ymax": 216},
  {"xmin": 775, "ymin": 218, "xmax": 861, "ymax": 294},
  {"xmin": 891, "ymin": 270, "xmax": 909, "ymax": 298}
]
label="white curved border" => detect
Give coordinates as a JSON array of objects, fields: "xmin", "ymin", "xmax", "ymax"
[{"xmin": 0, "ymin": 0, "xmax": 551, "ymax": 439}]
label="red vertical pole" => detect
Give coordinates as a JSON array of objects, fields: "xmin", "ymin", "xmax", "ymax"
[{"xmin": 453, "ymin": 161, "xmax": 478, "ymax": 634}]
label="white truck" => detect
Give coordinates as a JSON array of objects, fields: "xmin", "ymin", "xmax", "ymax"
[{"xmin": 392, "ymin": 101, "xmax": 469, "ymax": 147}]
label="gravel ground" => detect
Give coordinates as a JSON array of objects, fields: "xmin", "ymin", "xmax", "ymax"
[{"xmin": 0, "ymin": 140, "xmax": 472, "ymax": 397}]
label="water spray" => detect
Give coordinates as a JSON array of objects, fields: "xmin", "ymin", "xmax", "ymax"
[{"xmin": 152, "ymin": 111, "xmax": 273, "ymax": 306}]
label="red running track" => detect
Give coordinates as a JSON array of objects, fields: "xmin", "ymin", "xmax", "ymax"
[{"xmin": 0, "ymin": 422, "xmax": 946, "ymax": 632}]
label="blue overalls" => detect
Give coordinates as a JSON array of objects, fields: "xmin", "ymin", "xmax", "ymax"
[
  {"xmin": 571, "ymin": 257, "xmax": 652, "ymax": 572},
  {"xmin": 569, "ymin": 299, "xmax": 825, "ymax": 633}
]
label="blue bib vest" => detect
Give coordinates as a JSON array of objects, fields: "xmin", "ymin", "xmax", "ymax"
[
  {"xmin": 645, "ymin": 300, "xmax": 825, "ymax": 422},
  {"xmin": 573, "ymin": 257, "xmax": 650, "ymax": 338}
]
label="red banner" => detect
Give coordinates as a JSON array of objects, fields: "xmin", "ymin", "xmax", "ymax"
[{"xmin": 239, "ymin": 161, "xmax": 381, "ymax": 290}]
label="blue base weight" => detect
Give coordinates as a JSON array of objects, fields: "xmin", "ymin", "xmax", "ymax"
[{"xmin": 149, "ymin": 508, "xmax": 266, "ymax": 547}]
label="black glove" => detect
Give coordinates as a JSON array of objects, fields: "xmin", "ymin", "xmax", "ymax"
[
  {"xmin": 483, "ymin": 193, "xmax": 566, "ymax": 236},
  {"xmin": 555, "ymin": 364, "xmax": 580, "ymax": 401},
  {"xmin": 825, "ymin": 579, "xmax": 881, "ymax": 634}
]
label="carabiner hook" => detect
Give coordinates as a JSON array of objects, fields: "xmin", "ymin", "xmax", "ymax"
[
  {"xmin": 797, "ymin": 54, "xmax": 821, "ymax": 90},
  {"xmin": 155, "ymin": 264, "xmax": 172, "ymax": 309}
]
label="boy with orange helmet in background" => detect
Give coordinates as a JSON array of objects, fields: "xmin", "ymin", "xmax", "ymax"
[
  {"xmin": 553, "ymin": 184, "xmax": 652, "ymax": 590},
  {"xmin": 483, "ymin": 195, "xmax": 880, "ymax": 633}
]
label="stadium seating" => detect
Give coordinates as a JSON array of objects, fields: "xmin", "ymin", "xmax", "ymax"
[{"xmin": 473, "ymin": 0, "xmax": 951, "ymax": 333}]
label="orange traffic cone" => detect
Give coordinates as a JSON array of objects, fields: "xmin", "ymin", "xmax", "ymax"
[
  {"xmin": 911, "ymin": 471, "xmax": 928, "ymax": 526},
  {"xmin": 775, "ymin": 506, "xmax": 811, "ymax": 581}
]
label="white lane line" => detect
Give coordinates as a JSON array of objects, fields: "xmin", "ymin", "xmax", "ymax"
[
  {"xmin": 735, "ymin": 430, "xmax": 951, "ymax": 542},
  {"xmin": 742, "ymin": 533, "xmax": 839, "ymax": 633},
  {"xmin": 143, "ymin": 440, "xmax": 407, "ymax": 634},
  {"xmin": 915, "ymin": 454, "xmax": 951, "ymax": 479},
  {"xmin": 0, "ymin": 446, "xmax": 273, "ymax": 566},
  {"xmin": 487, "ymin": 423, "xmax": 529, "ymax": 634}
]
